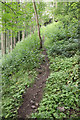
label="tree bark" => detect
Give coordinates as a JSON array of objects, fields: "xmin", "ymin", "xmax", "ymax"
[
  {"xmin": 6, "ymin": 31, "xmax": 8, "ymax": 48},
  {"xmin": 8, "ymin": 31, "xmax": 10, "ymax": 53},
  {"xmin": 10, "ymin": 30, "xmax": 13, "ymax": 51},
  {"xmin": 53, "ymin": 0, "xmax": 54, "ymax": 21},
  {"xmin": 26, "ymin": 26, "xmax": 28, "ymax": 37},
  {"xmin": 1, "ymin": 5, "xmax": 6, "ymax": 55},
  {"xmin": 22, "ymin": 21, "xmax": 25, "ymax": 40},
  {"xmin": 18, "ymin": 31, "xmax": 20, "ymax": 42},
  {"xmin": 53, "ymin": 1, "xmax": 54, "ymax": 7},
  {"xmin": 14, "ymin": 36, "xmax": 16, "ymax": 48},
  {"xmin": 35, "ymin": 25, "xmax": 37, "ymax": 31},
  {"xmin": 33, "ymin": 0, "xmax": 42, "ymax": 49},
  {"xmin": 30, "ymin": 26, "xmax": 31, "ymax": 36},
  {"xmin": 22, "ymin": 30, "xmax": 25, "ymax": 40},
  {"xmin": 56, "ymin": 2, "xmax": 57, "ymax": 8},
  {"xmin": 1, "ymin": 32, "xmax": 4, "ymax": 56},
  {"xmin": 1, "ymin": 31, "xmax": 6, "ymax": 55},
  {"xmin": 4, "ymin": 31, "xmax": 6, "ymax": 54},
  {"xmin": 32, "ymin": 24, "xmax": 34, "ymax": 34},
  {"xmin": 7, "ymin": 30, "xmax": 10, "ymax": 53}
]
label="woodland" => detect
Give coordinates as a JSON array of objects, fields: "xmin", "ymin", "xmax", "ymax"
[{"xmin": 0, "ymin": 0, "xmax": 80, "ymax": 120}]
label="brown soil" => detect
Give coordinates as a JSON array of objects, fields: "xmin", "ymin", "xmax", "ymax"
[{"xmin": 18, "ymin": 49, "xmax": 50, "ymax": 119}]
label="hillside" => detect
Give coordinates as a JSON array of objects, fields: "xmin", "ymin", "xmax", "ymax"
[{"xmin": 1, "ymin": 1, "xmax": 80, "ymax": 120}]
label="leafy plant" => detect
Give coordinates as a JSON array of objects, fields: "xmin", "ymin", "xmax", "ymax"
[
  {"xmin": 31, "ymin": 10, "xmax": 79, "ymax": 118},
  {"xmin": 1, "ymin": 32, "xmax": 44, "ymax": 119}
]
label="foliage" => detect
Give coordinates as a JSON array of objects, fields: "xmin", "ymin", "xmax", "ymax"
[
  {"xmin": 1, "ymin": 32, "xmax": 44, "ymax": 119},
  {"xmin": 31, "ymin": 35, "xmax": 79, "ymax": 119},
  {"xmin": 32, "ymin": 62, "xmax": 79, "ymax": 118},
  {"xmin": 1, "ymin": 2, "xmax": 46, "ymax": 36},
  {"xmin": 1, "ymin": 1, "xmax": 47, "ymax": 119},
  {"xmin": 1, "ymin": 2, "xmax": 33, "ymax": 33},
  {"xmin": 2, "ymin": 32, "xmax": 40, "ymax": 79},
  {"xmin": 2, "ymin": 70, "xmax": 36, "ymax": 119},
  {"xmin": 1, "ymin": 1, "xmax": 80, "ymax": 119},
  {"xmin": 48, "ymin": 39, "xmax": 78, "ymax": 57},
  {"xmin": 43, "ymin": 20, "xmax": 78, "ymax": 57},
  {"xmin": 31, "ymin": 3, "xmax": 79, "ymax": 118}
]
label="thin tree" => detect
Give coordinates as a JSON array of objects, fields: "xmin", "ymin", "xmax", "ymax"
[
  {"xmin": 1, "ymin": 31, "xmax": 4, "ymax": 56},
  {"xmin": 32, "ymin": 0, "xmax": 42, "ymax": 49},
  {"xmin": 7, "ymin": 30, "xmax": 10, "ymax": 52},
  {"xmin": 56, "ymin": 2, "xmax": 57, "ymax": 8},
  {"xmin": 1, "ymin": 4, "xmax": 6, "ymax": 55},
  {"xmin": 53, "ymin": 0, "xmax": 54, "ymax": 21},
  {"xmin": 10, "ymin": 30, "xmax": 13, "ymax": 51}
]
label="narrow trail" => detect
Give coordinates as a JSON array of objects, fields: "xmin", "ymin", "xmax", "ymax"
[{"xmin": 18, "ymin": 48, "xmax": 50, "ymax": 119}]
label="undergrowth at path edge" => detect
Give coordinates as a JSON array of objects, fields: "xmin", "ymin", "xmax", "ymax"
[
  {"xmin": 1, "ymin": 32, "xmax": 44, "ymax": 119},
  {"xmin": 31, "ymin": 21, "xmax": 79, "ymax": 119}
]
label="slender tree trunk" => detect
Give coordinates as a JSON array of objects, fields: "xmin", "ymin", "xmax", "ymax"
[
  {"xmin": 35, "ymin": 25, "xmax": 37, "ymax": 31},
  {"xmin": 6, "ymin": 31, "xmax": 8, "ymax": 48},
  {"xmin": 33, "ymin": 0, "xmax": 42, "ymax": 49},
  {"xmin": 56, "ymin": 2, "xmax": 57, "ymax": 8},
  {"xmin": 10, "ymin": 30, "xmax": 13, "ymax": 51},
  {"xmin": 18, "ymin": 31, "xmax": 20, "ymax": 42},
  {"xmin": 22, "ymin": 21, "xmax": 25, "ymax": 40},
  {"xmin": 7, "ymin": 30, "xmax": 10, "ymax": 53},
  {"xmin": 2, "ymin": 9, "xmax": 6, "ymax": 55},
  {"xmin": 53, "ymin": 0, "xmax": 54, "ymax": 7},
  {"xmin": 14, "ymin": 37, "xmax": 16, "ymax": 48},
  {"xmin": 26, "ymin": 26, "xmax": 28, "ymax": 37},
  {"xmin": 53, "ymin": 0, "xmax": 54, "ymax": 21},
  {"xmin": 4, "ymin": 31, "xmax": 6, "ymax": 54},
  {"xmin": 1, "ymin": 31, "xmax": 6, "ymax": 55},
  {"xmin": 22, "ymin": 30, "xmax": 25, "ymax": 40},
  {"xmin": 32, "ymin": 24, "xmax": 34, "ymax": 34},
  {"xmin": 30, "ymin": 26, "xmax": 31, "ymax": 36},
  {"xmin": 16, "ymin": 0, "xmax": 21, "ymax": 42},
  {"xmin": 33, "ymin": 27, "xmax": 34, "ymax": 34},
  {"xmin": 32, "ymin": 16, "xmax": 34, "ymax": 34},
  {"xmin": 1, "ymin": 32, "xmax": 4, "ymax": 56},
  {"xmin": 8, "ymin": 31, "xmax": 10, "ymax": 53},
  {"xmin": 1, "ymin": 2, "xmax": 8, "ymax": 55}
]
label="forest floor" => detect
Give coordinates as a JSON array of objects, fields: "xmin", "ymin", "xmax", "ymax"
[{"xmin": 18, "ymin": 48, "xmax": 50, "ymax": 119}]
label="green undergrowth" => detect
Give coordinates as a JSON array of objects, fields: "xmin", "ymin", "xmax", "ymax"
[
  {"xmin": 1, "ymin": 32, "xmax": 44, "ymax": 119},
  {"xmin": 31, "ymin": 21, "xmax": 79, "ymax": 119},
  {"xmin": 32, "ymin": 55, "xmax": 79, "ymax": 119}
]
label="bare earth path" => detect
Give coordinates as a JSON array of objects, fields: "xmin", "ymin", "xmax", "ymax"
[{"xmin": 18, "ymin": 48, "xmax": 50, "ymax": 119}]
